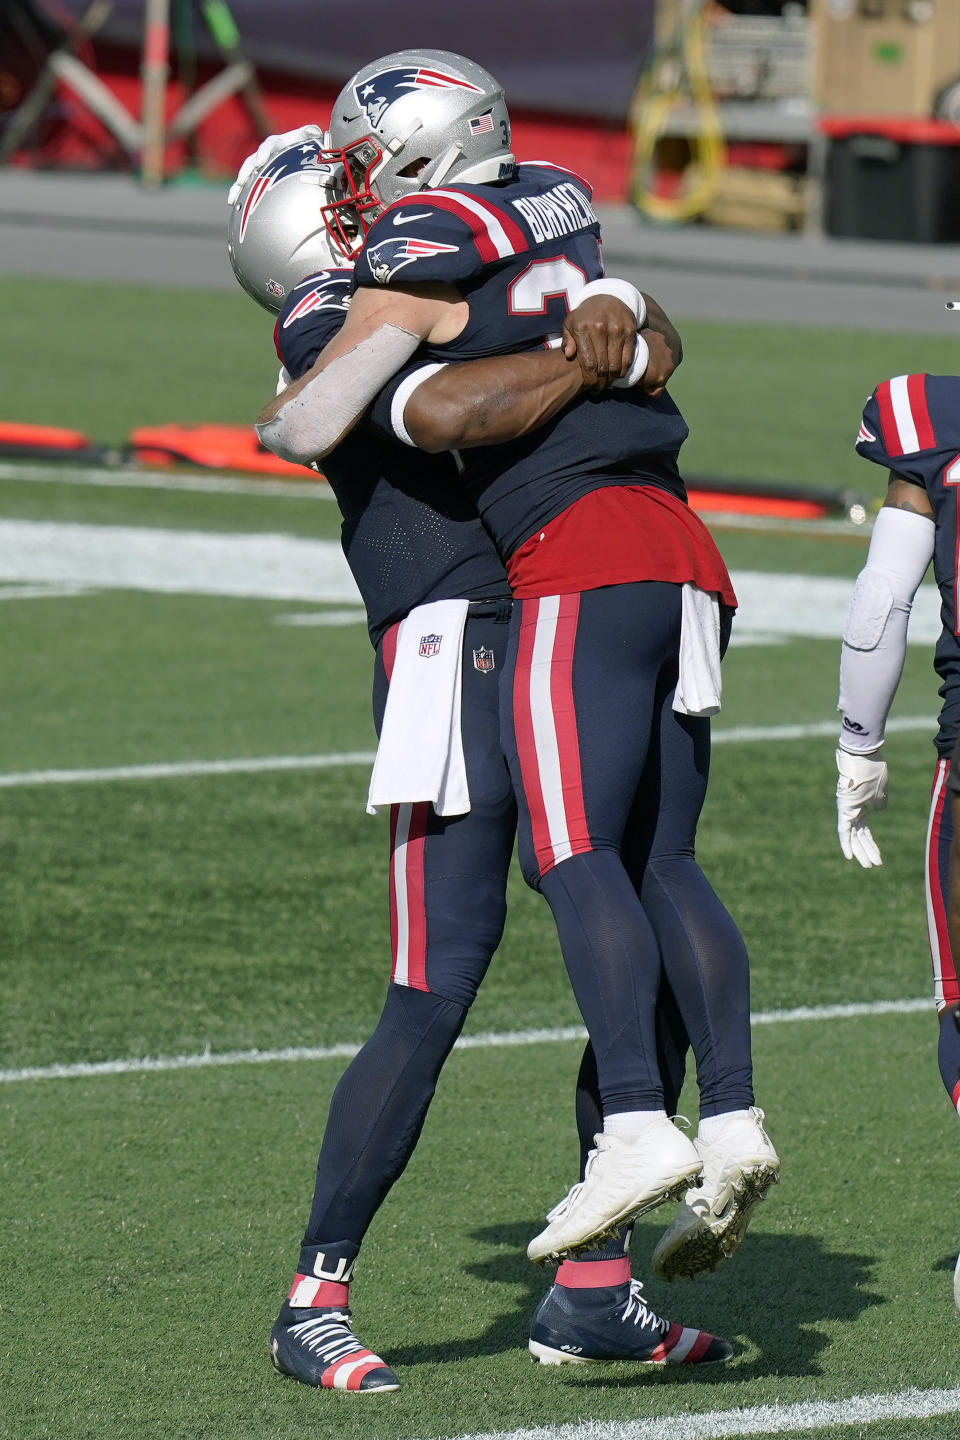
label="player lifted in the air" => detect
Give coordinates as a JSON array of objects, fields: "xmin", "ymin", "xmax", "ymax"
[{"xmin": 253, "ymin": 45, "xmax": 779, "ymax": 1375}]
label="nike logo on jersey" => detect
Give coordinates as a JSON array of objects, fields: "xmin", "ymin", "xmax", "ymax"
[{"xmin": 393, "ymin": 211, "xmax": 434, "ymax": 226}]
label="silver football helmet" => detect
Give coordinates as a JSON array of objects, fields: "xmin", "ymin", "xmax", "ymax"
[
  {"xmin": 226, "ymin": 139, "xmax": 352, "ymax": 312},
  {"xmin": 321, "ymin": 48, "xmax": 515, "ymax": 256}
]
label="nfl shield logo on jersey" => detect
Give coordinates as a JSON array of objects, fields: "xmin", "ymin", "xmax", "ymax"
[
  {"xmin": 473, "ymin": 646, "xmax": 495, "ymax": 673},
  {"xmin": 419, "ymin": 633, "xmax": 442, "ymax": 657}
]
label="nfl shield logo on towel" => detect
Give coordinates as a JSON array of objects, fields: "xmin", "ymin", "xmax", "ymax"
[
  {"xmin": 473, "ymin": 646, "xmax": 495, "ymax": 673},
  {"xmin": 419, "ymin": 633, "xmax": 442, "ymax": 657}
]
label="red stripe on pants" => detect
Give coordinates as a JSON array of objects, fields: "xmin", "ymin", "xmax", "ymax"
[{"xmin": 389, "ymin": 802, "xmax": 429, "ymax": 990}]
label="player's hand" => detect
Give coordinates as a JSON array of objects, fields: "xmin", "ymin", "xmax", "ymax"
[
  {"xmin": 637, "ymin": 329, "xmax": 675, "ymax": 396},
  {"xmin": 836, "ymin": 746, "xmax": 888, "ymax": 868},
  {"xmin": 561, "ymin": 296, "xmax": 638, "ymax": 390},
  {"xmin": 227, "ymin": 125, "xmax": 326, "ymax": 204}
]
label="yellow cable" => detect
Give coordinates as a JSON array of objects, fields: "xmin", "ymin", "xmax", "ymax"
[{"xmin": 630, "ymin": 2, "xmax": 726, "ymax": 222}]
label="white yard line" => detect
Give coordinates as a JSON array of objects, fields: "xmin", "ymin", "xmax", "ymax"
[
  {"xmin": 0, "ymin": 716, "xmax": 935, "ymax": 789},
  {"xmin": 0, "ymin": 999, "xmax": 931, "ymax": 1086},
  {"xmin": 0, "ymin": 460, "xmax": 335, "ymax": 499},
  {"xmin": 0, "ymin": 751, "xmax": 377, "ymax": 788},
  {"xmin": 0, "ymin": 462, "xmax": 861, "ymax": 533},
  {"xmin": 442, "ymin": 1386, "xmax": 960, "ymax": 1440}
]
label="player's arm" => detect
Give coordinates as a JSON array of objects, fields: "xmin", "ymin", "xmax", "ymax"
[
  {"xmin": 400, "ymin": 293, "xmax": 640, "ymax": 451},
  {"xmin": 836, "ymin": 472, "xmax": 935, "ymax": 867},
  {"xmin": 641, "ymin": 292, "xmax": 683, "ymax": 381},
  {"xmin": 255, "ymin": 282, "xmax": 468, "ymax": 464},
  {"xmin": 400, "ymin": 348, "xmax": 586, "ymax": 452}
]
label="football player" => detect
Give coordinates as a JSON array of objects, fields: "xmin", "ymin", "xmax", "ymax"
[
  {"xmin": 837, "ymin": 365, "xmax": 960, "ymax": 1307},
  {"xmin": 253, "ymin": 47, "xmax": 779, "ymax": 1290},
  {"xmin": 230, "ymin": 141, "xmax": 733, "ymax": 1389}
]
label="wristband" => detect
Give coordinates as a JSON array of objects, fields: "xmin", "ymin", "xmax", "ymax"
[
  {"xmin": 574, "ymin": 278, "xmax": 646, "ymax": 328},
  {"xmin": 612, "ymin": 333, "xmax": 650, "ymax": 388}
]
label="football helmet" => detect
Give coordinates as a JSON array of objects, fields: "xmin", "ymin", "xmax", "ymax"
[
  {"xmin": 321, "ymin": 48, "xmax": 515, "ymax": 257},
  {"xmin": 226, "ymin": 140, "xmax": 352, "ymax": 313}
]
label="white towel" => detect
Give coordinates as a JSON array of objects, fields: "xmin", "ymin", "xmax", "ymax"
[
  {"xmin": 673, "ymin": 584, "xmax": 723, "ymax": 717},
  {"xmin": 366, "ymin": 599, "xmax": 471, "ymax": 816}
]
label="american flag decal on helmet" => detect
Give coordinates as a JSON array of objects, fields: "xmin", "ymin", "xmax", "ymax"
[{"xmin": 469, "ymin": 112, "xmax": 496, "ymax": 136}]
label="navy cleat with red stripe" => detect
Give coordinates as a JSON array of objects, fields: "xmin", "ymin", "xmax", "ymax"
[
  {"xmin": 528, "ymin": 1278, "xmax": 733, "ymax": 1368},
  {"xmin": 270, "ymin": 1302, "xmax": 400, "ymax": 1392}
]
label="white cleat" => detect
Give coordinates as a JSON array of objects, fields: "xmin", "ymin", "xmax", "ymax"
[
  {"xmin": 651, "ymin": 1107, "xmax": 780, "ymax": 1281},
  {"xmin": 953, "ymin": 1252, "xmax": 960, "ymax": 1313},
  {"xmin": 527, "ymin": 1119, "xmax": 703, "ymax": 1265}
]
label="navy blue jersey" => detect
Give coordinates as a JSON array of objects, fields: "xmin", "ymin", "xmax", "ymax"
[
  {"xmin": 274, "ymin": 269, "xmax": 508, "ymax": 647},
  {"xmin": 857, "ymin": 373, "xmax": 960, "ymax": 753},
  {"xmin": 356, "ymin": 162, "xmax": 689, "ymax": 557},
  {"xmin": 355, "ymin": 162, "xmax": 603, "ymax": 358}
]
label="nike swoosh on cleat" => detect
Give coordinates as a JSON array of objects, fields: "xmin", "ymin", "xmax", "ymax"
[{"xmin": 393, "ymin": 212, "xmax": 434, "ymax": 226}]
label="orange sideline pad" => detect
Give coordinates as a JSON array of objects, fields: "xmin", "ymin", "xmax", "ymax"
[
  {"xmin": 128, "ymin": 425, "xmax": 835, "ymax": 519},
  {"xmin": 0, "ymin": 420, "xmax": 94, "ymax": 450},
  {"xmin": 129, "ymin": 424, "xmax": 316, "ymax": 478},
  {"xmin": 0, "ymin": 420, "xmax": 834, "ymax": 520}
]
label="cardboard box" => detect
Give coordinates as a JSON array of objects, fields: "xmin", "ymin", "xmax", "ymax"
[{"xmin": 812, "ymin": 0, "xmax": 960, "ymax": 117}]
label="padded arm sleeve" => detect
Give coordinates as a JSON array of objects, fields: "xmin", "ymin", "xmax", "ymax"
[
  {"xmin": 837, "ymin": 505, "xmax": 935, "ymax": 753},
  {"xmin": 255, "ymin": 323, "xmax": 420, "ymax": 465}
]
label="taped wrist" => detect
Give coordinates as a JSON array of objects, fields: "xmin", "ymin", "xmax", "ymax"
[
  {"xmin": 256, "ymin": 323, "xmax": 421, "ymax": 464},
  {"xmin": 613, "ymin": 333, "xmax": 650, "ymax": 388}
]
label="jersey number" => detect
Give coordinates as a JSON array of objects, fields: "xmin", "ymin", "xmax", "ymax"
[{"xmin": 507, "ymin": 256, "xmax": 588, "ymax": 316}]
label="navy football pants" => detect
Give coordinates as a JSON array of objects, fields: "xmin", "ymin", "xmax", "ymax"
[
  {"xmin": 501, "ymin": 581, "xmax": 754, "ymax": 1118},
  {"xmin": 925, "ymin": 756, "xmax": 960, "ymax": 1117},
  {"xmin": 302, "ymin": 605, "xmax": 692, "ymax": 1248}
]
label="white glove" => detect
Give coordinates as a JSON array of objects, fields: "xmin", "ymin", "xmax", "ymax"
[
  {"xmin": 226, "ymin": 125, "xmax": 327, "ymax": 204},
  {"xmin": 836, "ymin": 747, "xmax": 888, "ymax": 868}
]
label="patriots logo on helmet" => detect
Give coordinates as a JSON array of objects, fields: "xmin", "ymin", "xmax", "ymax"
[
  {"xmin": 367, "ymin": 235, "xmax": 460, "ymax": 284},
  {"xmin": 238, "ymin": 143, "xmax": 324, "ymax": 242},
  {"xmin": 354, "ymin": 67, "xmax": 483, "ymax": 130}
]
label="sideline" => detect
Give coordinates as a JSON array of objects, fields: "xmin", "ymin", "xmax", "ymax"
[
  {"xmin": 439, "ymin": 1385, "xmax": 960, "ymax": 1440},
  {"xmin": 0, "ymin": 715, "xmax": 935, "ymax": 788},
  {"xmin": 0, "ymin": 998, "xmax": 931, "ymax": 1085}
]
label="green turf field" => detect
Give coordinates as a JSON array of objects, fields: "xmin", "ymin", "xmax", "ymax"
[{"xmin": 1, "ymin": 280, "xmax": 958, "ymax": 1440}]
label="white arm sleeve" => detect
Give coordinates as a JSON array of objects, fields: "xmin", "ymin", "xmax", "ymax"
[
  {"xmin": 256, "ymin": 323, "xmax": 421, "ymax": 465},
  {"xmin": 837, "ymin": 504, "xmax": 935, "ymax": 753}
]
